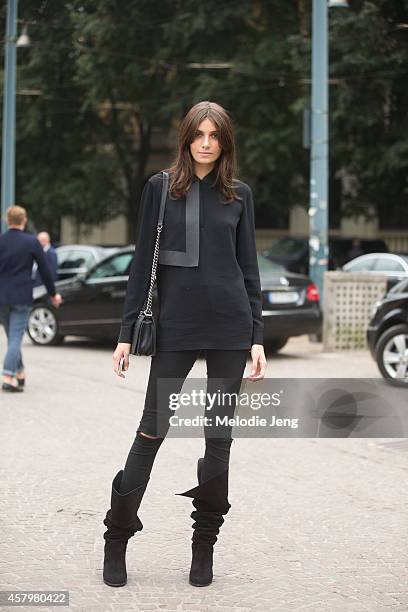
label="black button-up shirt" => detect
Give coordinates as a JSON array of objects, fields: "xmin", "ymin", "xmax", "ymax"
[{"xmin": 118, "ymin": 168, "xmax": 264, "ymax": 350}]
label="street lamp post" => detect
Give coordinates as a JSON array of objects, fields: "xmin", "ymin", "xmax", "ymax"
[
  {"xmin": 1, "ymin": 0, "xmax": 18, "ymax": 234},
  {"xmin": 308, "ymin": 0, "xmax": 329, "ymax": 304},
  {"xmin": 309, "ymin": 0, "xmax": 362, "ymax": 302}
]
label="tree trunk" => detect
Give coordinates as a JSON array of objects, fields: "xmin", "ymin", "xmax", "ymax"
[{"xmin": 125, "ymin": 118, "xmax": 152, "ymax": 244}]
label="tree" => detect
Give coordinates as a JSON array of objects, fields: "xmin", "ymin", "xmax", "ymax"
[
  {"xmin": 71, "ymin": 0, "xmax": 180, "ymax": 242},
  {"xmin": 291, "ymin": 0, "xmax": 408, "ymax": 228},
  {"xmin": 13, "ymin": 2, "xmax": 122, "ymax": 240},
  {"xmin": 1, "ymin": 0, "xmax": 407, "ymax": 240}
]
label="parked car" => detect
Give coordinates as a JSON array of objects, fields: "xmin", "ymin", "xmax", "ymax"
[
  {"xmin": 27, "ymin": 249, "xmax": 322, "ymax": 353},
  {"xmin": 28, "ymin": 249, "xmax": 134, "ymax": 346},
  {"xmin": 55, "ymin": 245, "xmax": 119, "ymax": 281},
  {"xmin": 367, "ymin": 278, "xmax": 408, "ymax": 385},
  {"xmin": 342, "ymin": 252, "xmax": 408, "ymax": 290},
  {"xmin": 262, "ymin": 237, "xmax": 388, "ymax": 275},
  {"xmin": 258, "ymin": 255, "xmax": 322, "ymax": 352}
]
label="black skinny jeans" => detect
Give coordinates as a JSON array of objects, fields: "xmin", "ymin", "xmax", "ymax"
[{"xmin": 119, "ymin": 349, "xmax": 248, "ymax": 494}]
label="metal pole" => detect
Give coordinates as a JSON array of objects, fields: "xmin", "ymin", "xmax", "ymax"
[
  {"xmin": 309, "ymin": 0, "xmax": 328, "ymax": 302},
  {"xmin": 1, "ymin": 0, "xmax": 18, "ymax": 234}
]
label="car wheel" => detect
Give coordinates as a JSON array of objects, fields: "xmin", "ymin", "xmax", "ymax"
[
  {"xmin": 27, "ymin": 305, "xmax": 64, "ymax": 346},
  {"xmin": 265, "ymin": 337, "xmax": 288, "ymax": 354},
  {"xmin": 375, "ymin": 324, "xmax": 408, "ymax": 386}
]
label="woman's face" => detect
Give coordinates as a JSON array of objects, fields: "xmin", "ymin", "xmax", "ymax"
[{"xmin": 189, "ymin": 118, "xmax": 222, "ymax": 168}]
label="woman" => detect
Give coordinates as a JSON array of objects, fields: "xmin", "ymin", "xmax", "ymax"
[{"xmin": 102, "ymin": 100, "xmax": 267, "ymax": 588}]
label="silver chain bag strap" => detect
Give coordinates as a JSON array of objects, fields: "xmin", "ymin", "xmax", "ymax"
[{"xmin": 130, "ymin": 171, "xmax": 169, "ymax": 356}]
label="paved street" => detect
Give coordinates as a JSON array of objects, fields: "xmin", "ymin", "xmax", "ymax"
[{"xmin": 0, "ymin": 334, "xmax": 407, "ymax": 611}]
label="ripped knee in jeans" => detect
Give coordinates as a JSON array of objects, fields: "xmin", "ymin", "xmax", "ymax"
[{"xmin": 138, "ymin": 431, "xmax": 161, "ymax": 440}]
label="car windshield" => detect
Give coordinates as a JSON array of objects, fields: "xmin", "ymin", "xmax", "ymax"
[
  {"xmin": 397, "ymin": 254, "xmax": 408, "ymax": 266},
  {"xmin": 257, "ymin": 254, "xmax": 285, "ymax": 273},
  {"xmin": 56, "ymin": 249, "xmax": 72, "ymax": 265},
  {"xmin": 264, "ymin": 238, "xmax": 305, "ymax": 256},
  {"xmin": 56, "ymin": 247, "xmax": 95, "ymax": 269},
  {"xmin": 345, "ymin": 256, "xmax": 375, "ymax": 272},
  {"xmin": 88, "ymin": 252, "xmax": 133, "ymax": 279},
  {"xmin": 388, "ymin": 278, "xmax": 408, "ymax": 294}
]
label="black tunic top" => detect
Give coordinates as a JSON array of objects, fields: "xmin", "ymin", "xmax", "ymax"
[{"xmin": 118, "ymin": 167, "xmax": 264, "ymax": 351}]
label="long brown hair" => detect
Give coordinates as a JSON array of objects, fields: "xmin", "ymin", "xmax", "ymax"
[{"xmin": 166, "ymin": 101, "xmax": 241, "ymax": 204}]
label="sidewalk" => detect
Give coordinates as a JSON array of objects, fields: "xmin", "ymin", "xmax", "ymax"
[{"xmin": 0, "ymin": 335, "xmax": 407, "ymax": 611}]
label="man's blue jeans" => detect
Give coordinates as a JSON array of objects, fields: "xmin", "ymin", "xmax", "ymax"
[{"xmin": 0, "ymin": 305, "xmax": 32, "ymax": 377}]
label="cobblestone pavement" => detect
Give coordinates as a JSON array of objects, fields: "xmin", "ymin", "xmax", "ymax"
[{"xmin": 0, "ymin": 335, "xmax": 407, "ymax": 611}]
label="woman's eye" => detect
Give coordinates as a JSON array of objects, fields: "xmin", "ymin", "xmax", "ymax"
[{"xmin": 194, "ymin": 132, "xmax": 218, "ymax": 139}]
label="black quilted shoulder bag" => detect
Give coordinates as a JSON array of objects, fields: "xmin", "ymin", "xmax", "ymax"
[{"xmin": 130, "ymin": 171, "xmax": 169, "ymax": 356}]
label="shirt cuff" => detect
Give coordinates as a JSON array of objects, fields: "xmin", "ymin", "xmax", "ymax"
[
  {"xmin": 251, "ymin": 326, "xmax": 264, "ymax": 346},
  {"xmin": 118, "ymin": 325, "xmax": 133, "ymax": 344}
]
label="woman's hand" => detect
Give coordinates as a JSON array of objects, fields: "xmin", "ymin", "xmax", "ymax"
[
  {"xmin": 248, "ymin": 344, "xmax": 267, "ymax": 381},
  {"xmin": 113, "ymin": 343, "xmax": 131, "ymax": 378}
]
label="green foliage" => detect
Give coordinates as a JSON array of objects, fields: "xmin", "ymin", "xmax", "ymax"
[
  {"xmin": 292, "ymin": 1, "xmax": 408, "ymax": 228},
  {"xmin": 0, "ymin": 0, "xmax": 407, "ymax": 239}
]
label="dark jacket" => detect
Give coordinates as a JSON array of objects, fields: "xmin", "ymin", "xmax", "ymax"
[
  {"xmin": 32, "ymin": 245, "xmax": 58, "ymax": 288},
  {"xmin": 118, "ymin": 169, "xmax": 264, "ymax": 349},
  {"xmin": 0, "ymin": 228, "xmax": 57, "ymax": 305}
]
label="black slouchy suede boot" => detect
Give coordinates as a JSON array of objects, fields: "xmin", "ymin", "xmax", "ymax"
[
  {"xmin": 176, "ymin": 457, "xmax": 231, "ymax": 587},
  {"xmin": 102, "ymin": 470, "xmax": 149, "ymax": 587}
]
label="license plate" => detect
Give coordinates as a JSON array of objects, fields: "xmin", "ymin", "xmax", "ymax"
[{"xmin": 268, "ymin": 291, "xmax": 299, "ymax": 304}]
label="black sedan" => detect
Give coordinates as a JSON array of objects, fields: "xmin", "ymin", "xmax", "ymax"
[
  {"xmin": 258, "ymin": 255, "xmax": 322, "ymax": 352},
  {"xmin": 27, "ymin": 249, "xmax": 322, "ymax": 353},
  {"xmin": 367, "ymin": 278, "xmax": 408, "ymax": 385}
]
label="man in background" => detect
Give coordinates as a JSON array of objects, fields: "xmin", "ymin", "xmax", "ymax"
[
  {"xmin": 347, "ymin": 238, "xmax": 364, "ymax": 263},
  {"xmin": 32, "ymin": 231, "xmax": 59, "ymax": 288},
  {"xmin": 0, "ymin": 206, "xmax": 62, "ymax": 392}
]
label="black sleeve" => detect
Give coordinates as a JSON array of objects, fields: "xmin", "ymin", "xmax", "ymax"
[
  {"xmin": 118, "ymin": 178, "xmax": 160, "ymax": 343},
  {"xmin": 33, "ymin": 240, "xmax": 56, "ymax": 297},
  {"xmin": 236, "ymin": 184, "xmax": 264, "ymax": 346}
]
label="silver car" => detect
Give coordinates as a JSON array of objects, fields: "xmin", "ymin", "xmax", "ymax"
[
  {"xmin": 342, "ymin": 252, "xmax": 408, "ymax": 290},
  {"xmin": 56, "ymin": 245, "xmax": 119, "ymax": 281}
]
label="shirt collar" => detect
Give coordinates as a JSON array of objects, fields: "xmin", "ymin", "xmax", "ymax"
[{"xmin": 192, "ymin": 166, "xmax": 217, "ymax": 186}]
